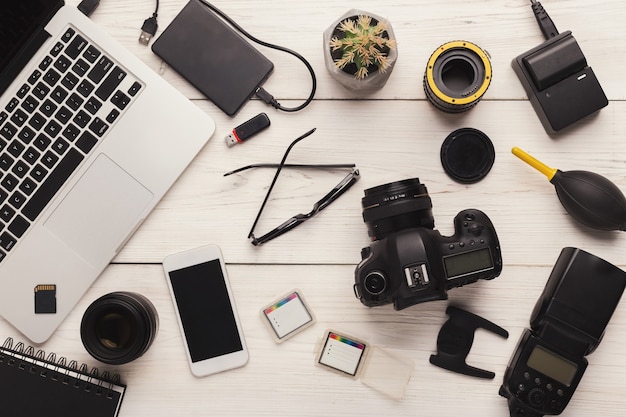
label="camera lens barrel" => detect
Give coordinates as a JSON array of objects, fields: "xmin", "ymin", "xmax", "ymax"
[
  {"xmin": 81, "ymin": 291, "xmax": 159, "ymax": 365},
  {"xmin": 423, "ymin": 40, "xmax": 492, "ymax": 113},
  {"xmin": 361, "ymin": 178, "xmax": 434, "ymax": 241}
]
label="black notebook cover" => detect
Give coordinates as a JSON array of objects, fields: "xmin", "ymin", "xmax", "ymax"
[{"xmin": 0, "ymin": 338, "xmax": 126, "ymax": 417}]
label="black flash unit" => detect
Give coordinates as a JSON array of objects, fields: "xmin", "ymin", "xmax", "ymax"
[{"xmin": 499, "ymin": 247, "xmax": 626, "ymax": 417}]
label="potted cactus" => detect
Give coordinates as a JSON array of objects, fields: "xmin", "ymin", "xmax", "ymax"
[{"xmin": 323, "ymin": 9, "xmax": 398, "ymax": 91}]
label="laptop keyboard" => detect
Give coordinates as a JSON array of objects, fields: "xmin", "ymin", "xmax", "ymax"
[{"xmin": 0, "ymin": 27, "xmax": 142, "ymax": 262}]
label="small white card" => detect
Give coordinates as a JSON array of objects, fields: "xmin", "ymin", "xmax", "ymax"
[
  {"xmin": 261, "ymin": 290, "xmax": 314, "ymax": 342},
  {"xmin": 318, "ymin": 330, "xmax": 367, "ymax": 376}
]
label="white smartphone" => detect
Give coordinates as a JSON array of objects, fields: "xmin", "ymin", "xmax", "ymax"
[{"xmin": 163, "ymin": 244, "xmax": 248, "ymax": 377}]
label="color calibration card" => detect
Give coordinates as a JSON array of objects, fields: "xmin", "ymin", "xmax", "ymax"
[
  {"xmin": 262, "ymin": 290, "xmax": 314, "ymax": 342},
  {"xmin": 318, "ymin": 331, "xmax": 367, "ymax": 376}
]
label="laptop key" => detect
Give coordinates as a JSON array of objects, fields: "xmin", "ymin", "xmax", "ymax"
[
  {"xmin": 39, "ymin": 56, "xmax": 53, "ymax": 71},
  {"xmin": 33, "ymin": 82, "xmax": 50, "ymax": 100},
  {"xmin": 53, "ymin": 55, "xmax": 72, "ymax": 73},
  {"xmin": 62, "ymin": 72, "xmax": 79, "ymax": 91},
  {"xmin": 5, "ymin": 98, "xmax": 19, "ymax": 113},
  {"xmin": 84, "ymin": 97, "xmax": 102, "ymax": 115},
  {"xmin": 54, "ymin": 106, "xmax": 73, "ymax": 125},
  {"xmin": 18, "ymin": 126, "xmax": 36, "ymax": 144},
  {"xmin": 19, "ymin": 178, "xmax": 37, "ymax": 196},
  {"xmin": 0, "ymin": 112, "xmax": 7, "ymax": 124},
  {"xmin": 111, "ymin": 90, "xmax": 130, "ymax": 110},
  {"xmin": 8, "ymin": 140, "xmax": 25, "ymax": 158},
  {"xmin": 128, "ymin": 81, "xmax": 142, "ymax": 97},
  {"xmin": 0, "ymin": 232, "xmax": 16, "ymax": 252},
  {"xmin": 28, "ymin": 113, "xmax": 46, "ymax": 131},
  {"xmin": 43, "ymin": 120, "xmax": 62, "ymax": 138},
  {"xmin": 0, "ymin": 123, "xmax": 17, "ymax": 140},
  {"xmin": 43, "ymin": 68, "xmax": 61, "ymax": 87},
  {"xmin": 76, "ymin": 131, "xmax": 98, "ymax": 154},
  {"xmin": 30, "ymin": 164, "xmax": 48, "ymax": 182},
  {"xmin": 22, "ymin": 148, "xmax": 84, "ymax": 222},
  {"xmin": 12, "ymin": 161, "xmax": 29, "ymax": 179},
  {"xmin": 16, "ymin": 84, "xmax": 30, "ymax": 99},
  {"xmin": 61, "ymin": 28, "xmax": 75, "ymax": 43},
  {"xmin": 21, "ymin": 95, "xmax": 39, "ymax": 113},
  {"xmin": 51, "ymin": 86, "xmax": 69, "ymax": 104},
  {"xmin": 83, "ymin": 45, "xmax": 101, "ymax": 63},
  {"xmin": 89, "ymin": 118, "xmax": 109, "ymax": 137},
  {"xmin": 8, "ymin": 215, "xmax": 29, "ymax": 238},
  {"xmin": 8, "ymin": 191, "xmax": 26, "ymax": 210},
  {"xmin": 65, "ymin": 35, "xmax": 88, "ymax": 59},
  {"xmin": 0, "ymin": 191, "xmax": 7, "ymax": 205},
  {"xmin": 23, "ymin": 147, "xmax": 41, "ymax": 165},
  {"xmin": 34, "ymin": 134, "xmax": 51, "ymax": 152},
  {"xmin": 10, "ymin": 109, "xmax": 27, "ymax": 127},
  {"xmin": 0, "ymin": 153, "xmax": 15, "ymax": 171},
  {"xmin": 73, "ymin": 110, "xmax": 91, "ymax": 128},
  {"xmin": 95, "ymin": 67, "xmax": 126, "ymax": 101},
  {"xmin": 0, "ymin": 204, "xmax": 15, "ymax": 222},
  {"xmin": 40, "ymin": 99, "xmax": 57, "ymax": 117},
  {"xmin": 72, "ymin": 59, "xmax": 90, "ymax": 77},
  {"xmin": 1, "ymin": 174, "xmax": 18, "ymax": 191},
  {"xmin": 106, "ymin": 109, "xmax": 120, "ymax": 124},
  {"xmin": 28, "ymin": 70, "xmax": 42, "ymax": 85},
  {"xmin": 50, "ymin": 42, "xmax": 64, "ymax": 57},
  {"xmin": 66, "ymin": 93, "xmax": 84, "ymax": 111},
  {"xmin": 77, "ymin": 79, "xmax": 95, "ymax": 97},
  {"xmin": 42, "ymin": 151, "xmax": 59, "ymax": 168},
  {"xmin": 88, "ymin": 56, "xmax": 114, "ymax": 84}
]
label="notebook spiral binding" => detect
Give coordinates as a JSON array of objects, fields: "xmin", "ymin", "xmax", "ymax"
[{"xmin": 1, "ymin": 337, "xmax": 122, "ymax": 399}]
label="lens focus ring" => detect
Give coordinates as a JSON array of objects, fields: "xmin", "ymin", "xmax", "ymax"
[{"xmin": 423, "ymin": 40, "xmax": 492, "ymax": 113}]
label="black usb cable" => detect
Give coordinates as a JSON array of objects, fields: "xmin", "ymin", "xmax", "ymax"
[
  {"xmin": 530, "ymin": 0, "xmax": 559, "ymax": 39},
  {"xmin": 77, "ymin": 0, "xmax": 160, "ymax": 45}
]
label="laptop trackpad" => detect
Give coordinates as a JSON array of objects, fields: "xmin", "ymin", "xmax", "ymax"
[{"xmin": 45, "ymin": 154, "xmax": 153, "ymax": 267}]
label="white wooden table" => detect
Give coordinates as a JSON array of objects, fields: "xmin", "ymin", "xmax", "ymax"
[{"xmin": 3, "ymin": 0, "xmax": 626, "ymax": 415}]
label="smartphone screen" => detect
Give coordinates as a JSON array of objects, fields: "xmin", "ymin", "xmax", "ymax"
[{"xmin": 168, "ymin": 260, "xmax": 243, "ymax": 363}]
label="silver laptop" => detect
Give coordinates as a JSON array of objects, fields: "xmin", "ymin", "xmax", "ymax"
[{"xmin": 0, "ymin": 1, "xmax": 215, "ymax": 343}]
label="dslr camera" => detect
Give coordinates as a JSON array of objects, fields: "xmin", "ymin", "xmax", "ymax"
[{"xmin": 354, "ymin": 178, "xmax": 502, "ymax": 310}]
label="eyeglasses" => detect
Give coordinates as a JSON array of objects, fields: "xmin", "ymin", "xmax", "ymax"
[{"xmin": 224, "ymin": 128, "xmax": 360, "ymax": 246}]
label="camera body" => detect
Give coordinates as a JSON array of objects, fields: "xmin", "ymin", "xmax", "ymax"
[
  {"xmin": 354, "ymin": 179, "xmax": 502, "ymax": 310},
  {"xmin": 499, "ymin": 247, "xmax": 626, "ymax": 417}
]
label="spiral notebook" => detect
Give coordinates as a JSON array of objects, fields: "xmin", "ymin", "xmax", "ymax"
[{"xmin": 0, "ymin": 337, "xmax": 126, "ymax": 417}]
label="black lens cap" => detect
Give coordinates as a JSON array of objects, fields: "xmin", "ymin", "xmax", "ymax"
[{"xmin": 440, "ymin": 128, "xmax": 495, "ymax": 184}]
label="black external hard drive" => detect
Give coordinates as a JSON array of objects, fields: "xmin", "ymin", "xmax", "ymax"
[{"xmin": 152, "ymin": 0, "xmax": 274, "ymax": 116}]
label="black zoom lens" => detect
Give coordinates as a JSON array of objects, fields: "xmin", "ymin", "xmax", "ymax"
[
  {"xmin": 361, "ymin": 178, "xmax": 434, "ymax": 241},
  {"xmin": 423, "ymin": 40, "xmax": 492, "ymax": 113},
  {"xmin": 81, "ymin": 292, "xmax": 159, "ymax": 365}
]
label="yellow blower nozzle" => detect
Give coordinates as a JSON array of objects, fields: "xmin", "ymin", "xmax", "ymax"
[{"xmin": 511, "ymin": 147, "xmax": 558, "ymax": 181}]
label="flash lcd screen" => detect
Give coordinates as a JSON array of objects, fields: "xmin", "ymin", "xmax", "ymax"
[
  {"xmin": 443, "ymin": 247, "xmax": 493, "ymax": 279},
  {"xmin": 527, "ymin": 345, "xmax": 578, "ymax": 386}
]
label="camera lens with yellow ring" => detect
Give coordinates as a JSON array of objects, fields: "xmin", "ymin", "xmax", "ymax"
[{"xmin": 423, "ymin": 40, "xmax": 492, "ymax": 113}]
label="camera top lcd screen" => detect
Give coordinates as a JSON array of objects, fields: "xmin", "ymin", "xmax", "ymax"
[
  {"xmin": 168, "ymin": 260, "xmax": 243, "ymax": 363},
  {"xmin": 527, "ymin": 345, "xmax": 578, "ymax": 387},
  {"xmin": 443, "ymin": 247, "xmax": 494, "ymax": 279}
]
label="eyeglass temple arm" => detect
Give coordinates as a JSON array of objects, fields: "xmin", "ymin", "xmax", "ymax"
[
  {"xmin": 247, "ymin": 128, "xmax": 316, "ymax": 239},
  {"xmin": 313, "ymin": 169, "xmax": 360, "ymax": 213}
]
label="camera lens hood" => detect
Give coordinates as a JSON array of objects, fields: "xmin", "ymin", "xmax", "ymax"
[{"xmin": 81, "ymin": 291, "xmax": 159, "ymax": 365}]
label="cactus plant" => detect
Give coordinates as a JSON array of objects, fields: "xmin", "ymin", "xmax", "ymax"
[
  {"xmin": 329, "ymin": 15, "xmax": 397, "ymax": 80},
  {"xmin": 323, "ymin": 10, "xmax": 398, "ymax": 91}
]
